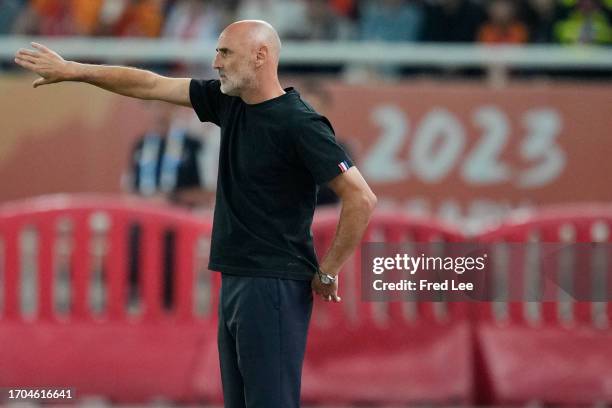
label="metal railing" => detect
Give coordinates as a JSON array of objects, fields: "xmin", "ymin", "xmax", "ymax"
[{"xmin": 1, "ymin": 37, "xmax": 611, "ymax": 69}]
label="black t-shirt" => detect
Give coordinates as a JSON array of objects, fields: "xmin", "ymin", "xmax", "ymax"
[{"xmin": 190, "ymin": 79, "xmax": 353, "ymax": 280}]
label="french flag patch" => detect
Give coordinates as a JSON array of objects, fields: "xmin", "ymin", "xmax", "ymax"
[{"xmin": 338, "ymin": 161, "xmax": 349, "ymax": 173}]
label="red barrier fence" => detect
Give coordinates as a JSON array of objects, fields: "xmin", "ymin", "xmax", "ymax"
[
  {"xmin": 1, "ymin": 195, "xmax": 612, "ymax": 405},
  {"xmin": 0, "ymin": 195, "xmax": 216, "ymax": 402},
  {"xmin": 303, "ymin": 212, "xmax": 473, "ymax": 405},
  {"xmin": 475, "ymin": 205, "xmax": 612, "ymax": 405}
]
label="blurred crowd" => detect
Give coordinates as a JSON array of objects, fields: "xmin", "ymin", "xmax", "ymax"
[{"xmin": 1, "ymin": 0, "xmax": 611, "ymax": 45}]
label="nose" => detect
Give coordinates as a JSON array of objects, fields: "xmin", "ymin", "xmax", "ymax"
[{"xmin": 212, "ymin": 53, "xmax": 222, "ymax": 70}]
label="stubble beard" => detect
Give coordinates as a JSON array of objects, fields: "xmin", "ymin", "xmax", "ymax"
[
  {"xmin": 220, "ymin": 71, "xmax": 257, "ymax": 97},
  {"xmin": 219, "ymin": 78, "xmax": 238, "ymax": 96}
]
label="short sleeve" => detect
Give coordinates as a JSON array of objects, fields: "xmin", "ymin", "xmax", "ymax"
[
  {"xmin": 189, "ymin": 79, "xmax": 224, "ymax": 125},
  {"xmin": 294, "ymin": 115, "xmax": 354, "ymax": 185}
]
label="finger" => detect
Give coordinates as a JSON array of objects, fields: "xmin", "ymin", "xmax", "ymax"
[
  {"xmin": 14, "ymin": 57, "xmax": 36, "ymax": 70},
  {"xmin": 333, "ymin": 294, "xmax": 342, "ymax": 303},
  {"xmin": 15, "ymin": 54, "xmax": 37, "ymax": 65},
  {"xmin": 31, "ymin": 42, "xmax": 53, "ymax": 54},
  {"xmin": 17, "ymin": 48, "xmax": 40, "ymax": 58}
]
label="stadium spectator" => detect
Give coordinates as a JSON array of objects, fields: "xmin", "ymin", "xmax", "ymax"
[
  {"xmin": 162, "ymin": 0, "xmax": 223, "ymax": 41},
  {"xmin": 331, "ymin": 0, "xmax": 358, "ymax": 17},
  {"xmin": 122, "ymin": 100, "xmax": 208, "ymax": 309},
  {"xmin": 478, "ymin": 0, "xmax": 529, "ymax": 44},
  {"xmin": 554, "ymin": 0, "xmax": 612, "ymax": 44},
  {"xmin": 122, "ymin": 102, "xmax": 207, "ymax": 207},
  {"xmin": 161, "ymin": 0, "xmax": 232, "ymax": 81},
  {"xmin": 359, "ymin": 0, "xmax": 424, "ymax": 42},
  {"xmin": 524, "ymin": 0, "xmax": 562, "ymax": 42},
  {"xmin": 0, "ymin": 0, "xmax": 28, "ymax": 35},
  {"xmin": 302, "ymin": 0, "xmax": 347, "ymax": 40},
  {"xmin": 97, "ymin": 0, "xmax": 166, "ymax": 37},
  {"xmin": 11, "ymin": 3, "xmax": 60, "ymax": 36},
  {"xmin": 235, "ymin": 0, "xmax": 310, "ymax": 39},
  {"xmin": 13, "ymin": 0, "xmax": 105, "ymax": 36},
  {"xmin": 422, "ymin": 0, "xmax": 485, "ymax": 42}
]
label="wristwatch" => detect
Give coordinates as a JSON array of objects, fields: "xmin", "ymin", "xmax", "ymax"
[{"xmin": 317, "ymin": 269, "xmax": 337, "ymax": 285}]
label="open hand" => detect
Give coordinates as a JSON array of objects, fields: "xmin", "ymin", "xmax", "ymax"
[{"xmin": 14, "ymin": 42, "xmax": 73, "ymax": 88}]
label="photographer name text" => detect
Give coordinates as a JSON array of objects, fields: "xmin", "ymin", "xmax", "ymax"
[{"xmin": 373, "ymin": 279, "xmax": 473, "ymax": 291}]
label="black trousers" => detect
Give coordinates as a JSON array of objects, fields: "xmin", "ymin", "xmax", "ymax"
[{"xmin": 218, "ymin": 274, "xmax": 313, "ymax": 408}]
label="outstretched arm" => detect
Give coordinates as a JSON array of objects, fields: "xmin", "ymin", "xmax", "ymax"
[
  {"xmin": 14, "ymin": 42, "xmax": 191, "ymax": 106},
  {"xmin": 311, "ymin": 167, "xmax": 377, "ymax": 302}
]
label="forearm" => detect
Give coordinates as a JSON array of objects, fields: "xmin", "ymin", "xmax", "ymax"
[
  {"xmin": 319, "ymin": 195, "xmax": 375, "ymax": 276},
  {"xmin": 68, "ymin": 62, "xmax": 160, "ymax": 100}
]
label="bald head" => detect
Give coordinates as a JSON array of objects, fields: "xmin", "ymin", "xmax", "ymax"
[{"xmin": 222, "ymin": 20, "xmax": 281, "ymax": 63}]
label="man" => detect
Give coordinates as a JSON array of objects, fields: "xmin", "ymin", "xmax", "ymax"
[
  {"xmin": 122, "ymin": 101, "xmax": 209, "ymax": 208},
  {"xmin": 122, "ymin": 101, "xmax": 208, "ymax": 310},
  {"xmin": 15, "ymin": 20, "xmax": 377, "ymax": 407}
]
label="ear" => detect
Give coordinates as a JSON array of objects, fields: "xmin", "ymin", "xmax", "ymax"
[{"xmin": 255, "ymin": 45, "xmax": 268, "ymax": 68}]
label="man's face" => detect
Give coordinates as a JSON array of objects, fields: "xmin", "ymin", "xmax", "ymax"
[{"xmin": 212, "ymin": 31, "xmax": 257, "ymax": 96}]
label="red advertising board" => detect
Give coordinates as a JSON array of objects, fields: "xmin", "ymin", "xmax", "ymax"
[
  {"xmin": 324, "ymin": 81, "xmax": 612, "ymax": 223},
  {"xmin": 1, "ymin": 77, "xmax": 611, "ymax": 224}
]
